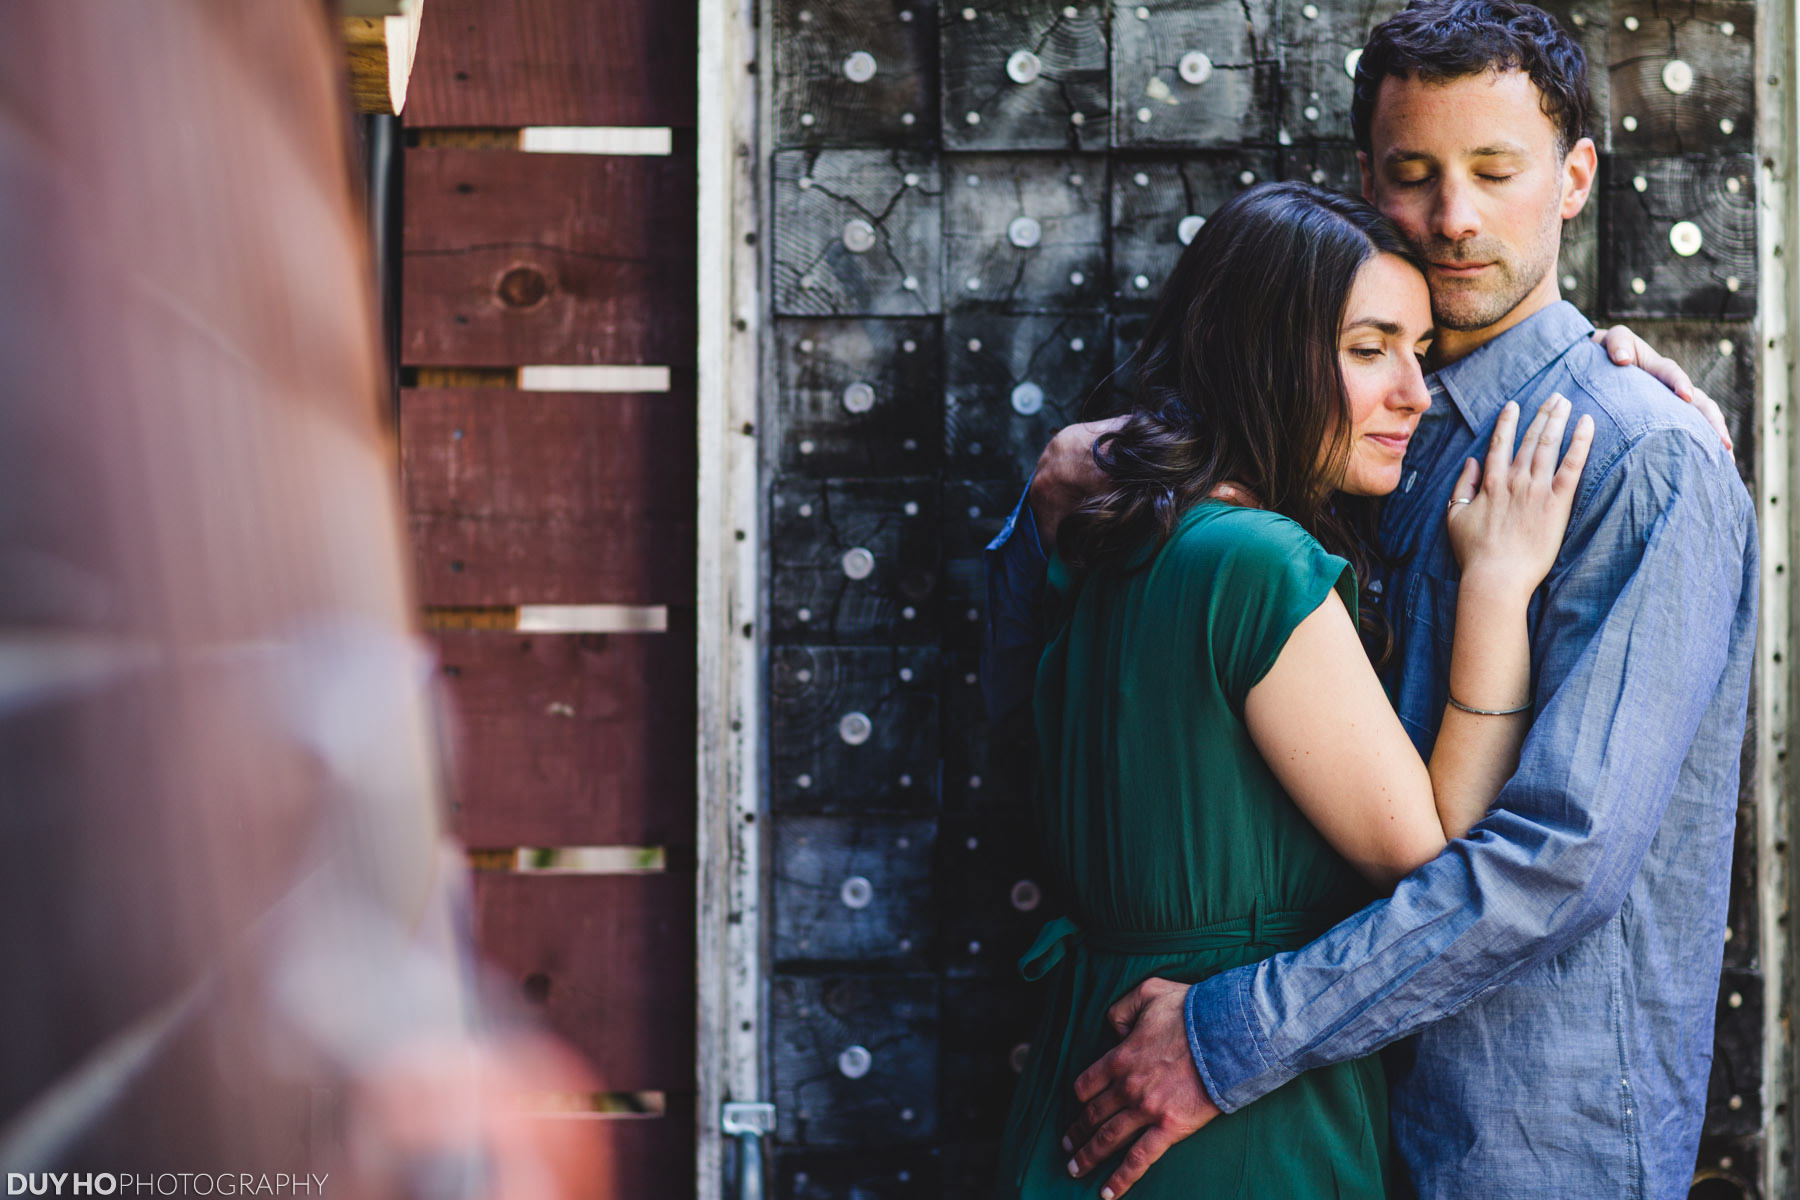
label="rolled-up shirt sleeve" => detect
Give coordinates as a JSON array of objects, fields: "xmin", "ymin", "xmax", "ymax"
[
  {"xmin": 982, "ymin": 481, "xmax": 1052, "ymax": 725},
  {"xmin": 1184, "ymin": 428, "xmax": 1756, "ymax": 1111}
]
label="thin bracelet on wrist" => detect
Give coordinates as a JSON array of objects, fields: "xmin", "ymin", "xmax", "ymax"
[{"xmin": 1447, "ymin": 694, "xmax": 1533, "ymax": 716}]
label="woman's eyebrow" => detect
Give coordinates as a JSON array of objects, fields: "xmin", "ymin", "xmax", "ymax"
[{"xmin": 1343, "ymin": 317, "xmax": 1405, "ymax": 336}]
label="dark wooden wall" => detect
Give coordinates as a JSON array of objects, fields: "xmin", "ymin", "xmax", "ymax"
[
  {"xmin": 399, "ymin": 1, "xmax": 699, "ymax": 1193},
  {"xmin": 764, "ymin": 1, "xmax": 1763, "ymax": 1196}
]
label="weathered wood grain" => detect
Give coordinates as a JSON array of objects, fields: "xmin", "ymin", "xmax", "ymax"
[
  {"xmin": 1602, "ymin": 153, "xmax": 1754, "ymax": 319},
  {"xmin": 1627, "ymin": 320, "xmax": 1756, "ymax": 477},
  {"xmin": 1608, "ymin": 0, "xmax": 1753, "ymax": 155},
  {"xmin": 943, "ymin": 314, "xmax": 1113, "ymax": 483},
  {"xmin": 772, "ymin": 645, "xmax": 942, "ymax": 812},
  {"xmin": 939, "ymin": 481, "xmax": 1017, "ymax": 661},
  {"xmin": 403, "ymin": 388, "xmax": 695, "ymax": 605},
  {"xmin": 775, "ymin": 318, "xmax": 945, "ymax": 477},
  {"xmin": 1273, "ymin": 0, "xmax": 1402, "ymax": 143},
  {"xmin": 775, "ymin": 151, "xmax": 943, "ymax": 316},
  {"xmin": 402, "ymin": 149, "xmax": 696, "ymax": 367},
  {"xmin": 774, "ymin": 0, "xmax": 940, "ymax": 149},
  {"xmin": 941, "ymin": 2, "xmax": 1109, "ymax": 151},
  {"xmin": 774, "ymin": 816, "xmax": 938, "ymax": 965},
  {"xmin": 937, "ymin": 814, "xmax": 1057, "ymax": 980},
  {"xmin": 1111, "ymin": 152, "xmax": 1279, "ymax": 303},
  {"xmin": 404, "ymin": 0, "xmax": 697, "ymax": 128},
  {"xmin": 1280, "ymin": 142, "xmax": 1361, "ymax": 194},
  {"xmin": 770, "ymin": 478, "xmax": 941, "ymax": 644},
  {"xmin": 944, "ymin": 154, "xmax": 1109, "ymax": 312},
  {"xmin": 472, "ymin": 871, "xmax": 696, "ymax": 1090},
  {"xmin": 772, "ymin": 975, "xmax": 940, "ymax": 1145},
  {"xmin": 1109, "ymin": 309, "xmax": 1154, "ymax": 406},
  {"xmin": 433, "ymin": 629, "xmax": 695, "ymax": 849},
  {"xmin": 1111, "ymin": 0, "xmax": 1278, "ymax": 148}
]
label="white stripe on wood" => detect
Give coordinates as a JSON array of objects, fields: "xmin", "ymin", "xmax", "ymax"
[
  {"xmin": 520, "ymin": 126, "xmax": 673, "ymax": 155},
  {"xmin": 518, "ymin": 365, "xmax": 671, "ymax": 393},
  {"xmin": 514, "ymin": 605, "xmax": 668, "ymax": 634}
]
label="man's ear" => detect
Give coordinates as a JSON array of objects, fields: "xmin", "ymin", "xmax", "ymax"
[
  {"xmin": 1561, "ymin": 136, "xmax": 1597, "ymax": 221},
  {"xmin": 1358, "ymin": 151, "xmax": 1375, "ymax": 204}
]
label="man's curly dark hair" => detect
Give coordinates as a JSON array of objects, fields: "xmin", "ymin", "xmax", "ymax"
[{"xmin": 1350, "ymin": 0, "xmax": 1593, "ymax": 159}]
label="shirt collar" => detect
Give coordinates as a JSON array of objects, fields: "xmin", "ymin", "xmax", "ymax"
[{"xmin": 1431, "ymin": 300, "xmax": 1596, "ymax": 430}]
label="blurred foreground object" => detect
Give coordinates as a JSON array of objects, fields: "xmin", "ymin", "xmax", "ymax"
[
  {"xmin": 344, "ymin": 0, "xmax": 424, "ymax": 114},
  {"xmin": 0, "ymin": 1, "xmax": 600, "ymax": 1194}
]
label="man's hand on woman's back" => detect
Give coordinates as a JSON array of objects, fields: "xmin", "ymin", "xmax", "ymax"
[
  {"xmin": 1061, "ymin": 977, "xmax": 1221, "ymax": 1199},
  {"xmin": 1026, "ymin": 416, "xmax": 1128, "ymax": 551}
]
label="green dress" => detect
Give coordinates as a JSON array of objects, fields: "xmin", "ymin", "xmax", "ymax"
[{"xmin": 995, "ymin": 501, "xmax": 1389, "ymax": 1199}]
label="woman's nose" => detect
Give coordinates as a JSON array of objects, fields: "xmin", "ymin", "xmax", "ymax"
[{"xmin": 1394, "ymin": 361, "xmax": 1431, "ymax": 413}]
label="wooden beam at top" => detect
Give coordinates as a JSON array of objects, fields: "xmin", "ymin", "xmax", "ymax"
[{"xmin": 344, "ymin": 1, "xmax": 424, "ymax": 114}]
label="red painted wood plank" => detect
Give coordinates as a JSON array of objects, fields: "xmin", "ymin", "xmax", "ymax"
[
  {"xmin": 403, "ymin": 387, "xmax": 695, "ymax": 605},
  {"xmin": 405, "ymin": 0, "xmax": 696, "ymax": 129},
  {"xmin": 473, "ymin": 871, "xmax": 696, "ymax": 1091},
  {"xmin": 402, "ymin": 150, "xmax": 695, "ymax": 367},
  {"xmin": 433, "ymin": 628, "xmax": 696, "ymax": 850},
  {"xmin": 595, "ymin": 1098, "xmax": 696, "ymax": 1199}
]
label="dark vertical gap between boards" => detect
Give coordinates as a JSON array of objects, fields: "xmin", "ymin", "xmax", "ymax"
[{"xmin": 360, "ymin": 112, "xmax": 404, "ymax": 432}]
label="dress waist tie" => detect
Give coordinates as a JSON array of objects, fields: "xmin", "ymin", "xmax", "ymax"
[{"xmin": 1010, "ymin": 904, "xmax": 1336, "ymax": 1190}]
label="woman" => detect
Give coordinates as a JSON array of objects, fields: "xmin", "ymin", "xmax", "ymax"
[{"xmin": 995, "ymin": 182, "xmax": 1593, "ymax": 1198}]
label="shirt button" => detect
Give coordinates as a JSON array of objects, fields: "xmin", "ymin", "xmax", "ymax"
[
  {"xmin": 1370, "ymin": 580, "xmax": 1383, "ymax": 595},
  {"xmin": 1403, "ymin": 470, "xmax": 1418, "ymax": 493}
]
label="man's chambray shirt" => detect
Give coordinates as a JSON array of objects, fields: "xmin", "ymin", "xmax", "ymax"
[{"xmin": 982, "ymin": 302, "xmax": 1757, "ymax": 1198}]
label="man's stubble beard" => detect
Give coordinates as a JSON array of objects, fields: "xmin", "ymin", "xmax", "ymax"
[{"xmin": 1421, "ymin": 202, "xmax": 1563, "ymax": 332}]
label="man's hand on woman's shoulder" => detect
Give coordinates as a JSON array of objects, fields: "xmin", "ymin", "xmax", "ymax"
[
  {"xmin": 1062, "ymin": 976, "xmax": 1221, "ymax": 1199},
  {"xmin": 1027, "ymin": 416, "xmax": 1128, "ymax": 551}
]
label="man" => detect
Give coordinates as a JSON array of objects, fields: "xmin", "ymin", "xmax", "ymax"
[{"xmin": 983, "ymin": 2, "xmax": 1757, "ymax": 1196}]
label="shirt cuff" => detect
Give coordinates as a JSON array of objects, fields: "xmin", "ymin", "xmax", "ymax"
[
  {"xmin": 987, "ymin": 478, "xmax": 1047, "ymax": 559},
  {"xmin": 980, "ymin": 480, "xmax": 1053, "ymax": 723},
  {"xmin": 1183, "ymin": 965, "xmax": 1289, "ymax": 1113}
]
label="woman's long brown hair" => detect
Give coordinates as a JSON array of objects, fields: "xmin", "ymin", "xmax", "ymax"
[{"xmin": 1058, "ymin": 181, "xmax": 1427, "ymax": 666}]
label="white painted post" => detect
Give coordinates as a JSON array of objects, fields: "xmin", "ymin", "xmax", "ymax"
[
  {"xmin": 1756, "ymin": 1, "xmax": 1797, "ymax": 1195},
  {"xmin": 696, "ymin": 0, "xmax": 765, "ymax": 1194}
]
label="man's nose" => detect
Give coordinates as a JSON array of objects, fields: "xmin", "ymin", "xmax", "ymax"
[{"xmin": 1433, "ymin": 178, "xmax": 1481, "ymax": 243}]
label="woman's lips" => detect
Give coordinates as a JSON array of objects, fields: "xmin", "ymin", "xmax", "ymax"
[{"xmin": 1366, "ymin": 432, "xmax": 1411, "ymax": 453}]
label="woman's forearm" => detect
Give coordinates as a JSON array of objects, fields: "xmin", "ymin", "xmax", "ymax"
[{"xmin": 1428, "ymin": 569, "xmax": 1535, "ymax": 840}]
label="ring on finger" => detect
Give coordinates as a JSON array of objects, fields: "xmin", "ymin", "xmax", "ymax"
[{"xmin": 1447, "ymin": 497, "xmax": 1473, "ymax": 509}]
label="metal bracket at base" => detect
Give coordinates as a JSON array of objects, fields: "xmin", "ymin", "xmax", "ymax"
[{"xmin": 721, "ymin": 1102, "xmax": 776, "ymax": 1200}]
